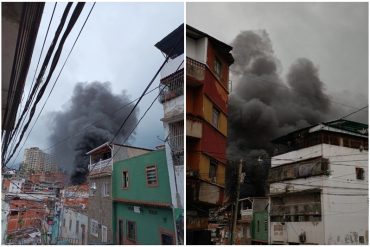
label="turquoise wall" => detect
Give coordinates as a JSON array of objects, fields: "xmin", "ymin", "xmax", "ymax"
[
  {"xmin": 113, "ymin": 202, "xmax": 175, "ymax": 244},
  {"xmin": 112, "ymin": 149, "xmax": 172, "ymax": 204},
  {"xmin": 251, "ymin": 211, "xmax": 268, "ymax": 243},
  {"xmin": 112, "ymin": 149, "xmax": 176, "ymax": 244}
]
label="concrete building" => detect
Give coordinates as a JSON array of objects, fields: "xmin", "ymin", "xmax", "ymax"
[
  {"xmin": 269, "ymin": 119, "xmax": 368, "ymax": 245},
  {"xmin": 86, "ymin": 143, "xmax": 151, "ymax": 244},
  {"xmin": 59, "ymin": 185, "xmax": 89, "ymax": 245},
  {"xmin": 186, "ymin": 25, "xmax": 234, "ymax": 244},
  {"xmin": 155, "ymin": 24, "xmax": 184, "ymax": 243},
  {"xmin": 22, "ymin": 147, "xmax": 57, "ymax": 173},
  {"xmin": 112, "ymin": 149, "xmax": 177, "ymax": 244}
]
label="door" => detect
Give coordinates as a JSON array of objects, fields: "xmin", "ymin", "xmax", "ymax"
[
  {"xmin": 81, "ymin": 224, "xmax": 86, "ymax": 244},
  {"xmin": 118, "ymin": 219, "xmax": 124, "ymax": 245}
]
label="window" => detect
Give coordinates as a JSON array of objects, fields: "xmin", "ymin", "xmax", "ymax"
[
  {"xmin": 257, "ymin": 220, "xmax": 260, "ymax": 232},
  {"xmin": 209, "ymin": 159, "xmax": 217, "ymax": 183},
  {"xmin": 76, "ymin": 220, "xmax": 79, "ymax": 234},
  {"xmin": 69, "ymin": 219, "xmax": 72, "ymax": 231},
  {"xmin": 264, "ymin": 219, "xmax": 268, "ymax": 231},
  {"xmin": 102, "ymin": 182, "xmax": 110, "ymax": 197},
  {"xmin": 90, "ymin": 219, "xmax": 99, "ymax": 237},
  {"xmin": 212, "ymin": 107, "xmax": 220, "ymax": 128},
  {"xmin": 214, "ymin": 57, "xmax": 222, "ymax": 77},
  {"xmin": 146, "ymin": 165, "xmax": 158, "ymax": 186},
  {"xmin": 127, "ymin": 220, "xmax": 136, "ymax": 241},
  {"xmin": 356, "ymin": 167, "xmax": 365, "ymax": 180},
  {"xmin": 90, "ymin": 182, "xmax": 96, "ymax": 196},
  {"xmin": 161, "ymin": 233, "xmax": 174, "ymax": 245},
  {"xmin": 63, "ymin": 218, "xmax": 66, "ymax": 227},
  {"xmin": 102, "ymin": 225, "xmax": 107, "ymax": 243},
  {"xmin": 122, "ymin": 171, "xmax": 129, "ymax": 188}
]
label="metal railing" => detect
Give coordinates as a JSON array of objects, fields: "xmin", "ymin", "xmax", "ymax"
[
  {"xmin": 88, "ymin": 159, "xmax": 112, "ymax": 172},
  {"xmin": 186, "ymin": 57, "xmax": 206, "ymax": 81},
  {"xmin": 159, "ymin": 69, "xmax": 184, "ymax": 103}
]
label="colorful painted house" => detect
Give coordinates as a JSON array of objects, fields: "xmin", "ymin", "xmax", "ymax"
[
  {"xmin": 112, "ymin": 149, "xmax": 177, "ymax": 245},
  {"xmin": 186, "ymin": 25, "xmax": 234, "ymax": 244}
]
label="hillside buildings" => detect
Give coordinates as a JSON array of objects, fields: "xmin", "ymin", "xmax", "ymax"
[
  {"xmin": 269, "ymin": 119, "xmax": 368, "ymax": 245},
  {"xmin": 186, "ymin": 25, "xmax": 234, "ymax": 244}
]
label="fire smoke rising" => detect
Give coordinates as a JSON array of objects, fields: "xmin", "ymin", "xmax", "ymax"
[
  {"xmin": 226, "ymin": 30, "xmax": 334, "ymax": 197},
  {"xmin": 49, "ymin": 81, "xmax": 138, "ymax": 184},
  {"xmin": 228, "ymin": 30, "xmax": 332, "ymax": 160}
]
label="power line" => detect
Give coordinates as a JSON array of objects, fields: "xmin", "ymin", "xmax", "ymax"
[
  {"xmin": 7, "ymin": 3, "xmax": 96, "ymax": 169},
  {"xmin": 3, "ymin": 3, "xmax": 74, "ymax": 164},
  {"xmin": 340, "ymin": 105, "xmax": 368, "ymax": 120},
  {"xmin": 7, "ymin": 3, "xmax": 58, "ymax": 162},
  {"xmin": 4, "ymin": 3, "xmax": 87, "ymax": 166}
]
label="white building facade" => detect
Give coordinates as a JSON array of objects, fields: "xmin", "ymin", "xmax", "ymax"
[
  {"xmin": 155, "ymin": 24, "xmax": 184, "ymax": 244},
  {"xmin": 269, "ymin": 120, "xmax": 368, "ymax": 245}
]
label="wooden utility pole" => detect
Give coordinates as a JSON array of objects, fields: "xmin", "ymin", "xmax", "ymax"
[{"xmin": 231, "ymin": 159, "xmax": 243, "ymax": 245}]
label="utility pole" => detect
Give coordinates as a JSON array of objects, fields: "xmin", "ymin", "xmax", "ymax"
[{"xmin": 231, "ymin": 159, "xmax": 243, "ymax": 245}]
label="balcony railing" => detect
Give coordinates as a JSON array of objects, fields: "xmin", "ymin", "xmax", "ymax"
[
  {"xmin": 186, "ymin": 57, "xmax": 205, "ymax": 82},
  {"xmin": 159, "ymin": 69, "xmax": 184, "ymax": 103},
  {"xmin": 88, "ymin": 158, "xmax": 113, "ymax": 173}
]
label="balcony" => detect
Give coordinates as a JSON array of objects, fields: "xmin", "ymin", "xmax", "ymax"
[
  {"xmin": 159, "ymin": 69, "xmax": 183, "ymax": 103},
  {"xmin": 186, "ymin": 57, "xmax": 205, "ymax": 84},
  {"xmin": 88, "ymin": 158, "xmax": 113, "ymax": 174},
  {"xmin": 186, "ymin": 118, "xmax": 202, "ymax": 139}
]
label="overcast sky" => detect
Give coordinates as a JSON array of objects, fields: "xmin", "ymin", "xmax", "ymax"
[
  {"xmin": 10, "ymin": 2, "xmax": 183, "ymax": 167},
  {"xmin": 187, "ymin": 2, "xmax": 368, "ymax": 119}
]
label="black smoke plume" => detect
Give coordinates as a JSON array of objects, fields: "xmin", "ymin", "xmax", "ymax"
[
  {"xmin": 49, "ymin": 81, "xmax": 138, "ymax": 184},
  {"xmin": 226, "ymin": 30, "xmax": 333, "ymax": 198}
]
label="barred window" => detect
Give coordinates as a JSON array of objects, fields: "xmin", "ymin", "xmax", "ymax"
[{"xmin": 146, "ymin": 165, "xmax": 158, "ymax": 186}]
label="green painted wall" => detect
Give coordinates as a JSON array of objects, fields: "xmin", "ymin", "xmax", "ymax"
[
  {"xmin": 112, "ymin": 149, "xmax": 176, "ymax": 244},
  {"xmin": 251, "ymin": 211, "xmax": 268, "ymax": 243},
  {"xmin": 112, "ymin": 203, "xmax": 175, "ymax": 244},
  {"xmin": 112, "ymin": 149, "xmax": 172, "ymax": 204}
]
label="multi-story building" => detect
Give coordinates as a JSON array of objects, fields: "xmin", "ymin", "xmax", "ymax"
[
  {"xmin": 112, "ymin": 149, "xmax": 177, "ymax": 244},
  {"xmin": 155, "ymin": 24, "xmax": 184, "ymax": 243},
  {"xmin": 186, "ymin": 25, "xmax": 234, "ymax": 244},
  {"xmin": 268, "ymin": 119, "xmax": 368, "ymax": 245},
  {"xmin": 22, "ymin": 147, "xmax": 57, "ymax": 173},
  {"xmin": 86, "ymin": 142, "xmax": 151, "ymax": 244}
]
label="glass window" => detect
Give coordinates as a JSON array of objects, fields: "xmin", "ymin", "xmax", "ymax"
[
  {"xmin": 90, "ymin": 219, "xmax": 99, "ymax": 237},
  {"xmin": 76, "ymin": 220, "xmax": 79, "ymax": 234},
  {"xmin": 214, "ymin": 57, "xmax": 222, "ymax": 77},
  {"xmin": 122, "ymin": 171, "xmax": 129, "ymax": 188},
  {"xmin": 212, "ymin": 107, "xmax": 220, "ymax": 128},
  {"xmin": 209, "ymin": 159, "xmax": 217, "ymax": 183},
  {"xmin": 356, "ymin": 167, "xmax": 365, "ymax": 180}
]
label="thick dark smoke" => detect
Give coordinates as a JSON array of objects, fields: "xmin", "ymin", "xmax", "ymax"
[
  {"xmin": 226, "ymin": 30, "xmax": 334, "ymax": 198},
  {"xmin": 228, "ymin": 30, "xmax": 332, "ymax": 160},
  {"xmin": 49, "ymin": 82, "xmax": 138, "ymax": 184}
]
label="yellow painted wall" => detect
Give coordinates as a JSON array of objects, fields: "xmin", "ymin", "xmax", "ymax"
[
  {"xmin": 197, "ymin": 153, "xmax": 225, "ymax": 187},
  {"xmin": 203, "ymin": 96, "xmax": 227, "ymax": 136}
]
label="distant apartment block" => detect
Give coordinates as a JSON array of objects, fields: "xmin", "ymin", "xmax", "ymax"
[{"xmin": 22, "ymin": 147, "xmax": 57, "ymax": 173}]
